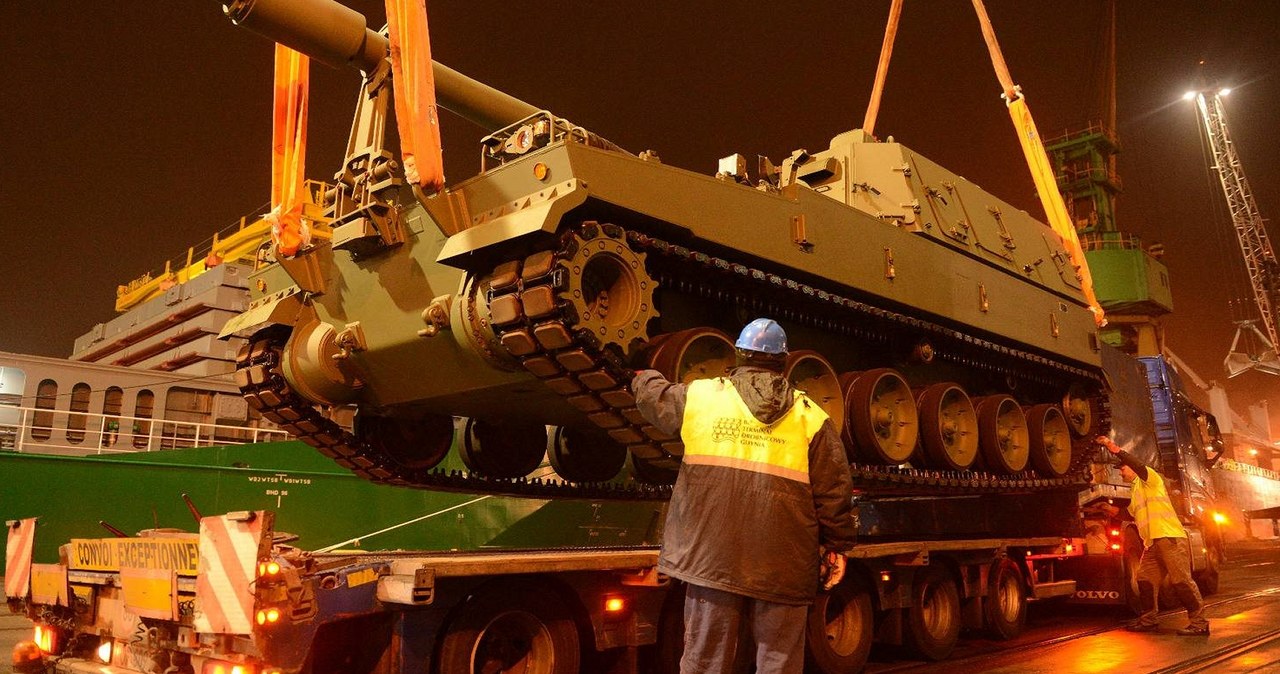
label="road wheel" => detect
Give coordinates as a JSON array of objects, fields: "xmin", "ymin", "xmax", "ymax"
[
  {"xmin": 436, "ymin": 582, "xmax": 580, "ymax": 674},
  {"xmin": 985, "ymin": 559, "xmax": 1027, "ymax": 640},
  {"xmin": 904, "ymin": 566, "xmax": 961, "ymax": 661},
  {"xmin": 805, "ymin": 580, "xmax": 874, "ymax": 674}
]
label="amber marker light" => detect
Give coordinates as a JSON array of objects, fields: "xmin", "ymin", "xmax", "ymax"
[
  {"xmin": 1110, "ymin": 543, "xmax": 1121, "ymax": 552},
  {"xmin": 32, "ymin": 625, "xmax": 56, "ymax": 654},
  {"xmin": 533, "ymin": 162, "xmax": 550, "ymax": 181},
  {"xmin": 604, "ymin": 597, "xmax": 626, "ymax": 613},
  {"xmin": 204, "ymin": 661, "xmax": 255, "ymax": 674},
  {"xmin": 880, "ymin": 571, "xmax": 892, "ymax": 582}
]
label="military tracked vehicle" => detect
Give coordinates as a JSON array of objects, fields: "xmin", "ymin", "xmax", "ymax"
[{"xmin": 222, "ymin": 0, "xmax": 1104, "ymax": 499}]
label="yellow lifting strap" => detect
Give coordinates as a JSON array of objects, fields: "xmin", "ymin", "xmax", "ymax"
[
  {"xmin": 971, "ymin": 0, "xmax": 1106, "ymax": 327},
  {"xmin": 269, "ymin": 44, "xmax": 310, "ymax": 257},
  {"xmin": 386, "ymin": 0, "xmax": 445, "ymax": 194}
]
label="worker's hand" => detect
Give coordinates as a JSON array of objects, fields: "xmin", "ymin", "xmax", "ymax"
[
  {"xmin": 1095, "ymin": 435, "xmax": 1121, "ymax": 455},
  {"xmin": 819, "ymin": 550, "xmax": 846, "ymax": 591}
]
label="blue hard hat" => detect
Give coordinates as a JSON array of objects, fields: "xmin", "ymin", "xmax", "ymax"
[{"xmin": 735, "ymin": 318, "xmax": 788, "ymax": 355}]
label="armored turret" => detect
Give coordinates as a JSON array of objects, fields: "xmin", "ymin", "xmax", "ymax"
[{"xmin": 222, "ymin": 1, "xmax": 1103, "ymax": 498}]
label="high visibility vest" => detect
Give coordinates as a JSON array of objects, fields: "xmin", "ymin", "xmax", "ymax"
[
  {"xmin": 1127, "ymin": 468, "xmax": 1187, "ymax": 545},
  {"xmin": 681, "ymin": 378, "xmax": 828, "ymax": 484}
]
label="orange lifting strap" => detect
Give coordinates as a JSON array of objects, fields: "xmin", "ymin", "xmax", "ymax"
[
  {"xmin": 270, "ymin": 44, "xmax": 310, "ymax": 257},
  {"xmin": 862, "ymin": 0, "xmax": 904, "ymax": 138},
  {"xmin": 386, "ymin": 0, "xmax": 445, "ymax": 194},
  {"xmin": 970, "ymin": 0, "xmax": 1106, "ymax": 327}
]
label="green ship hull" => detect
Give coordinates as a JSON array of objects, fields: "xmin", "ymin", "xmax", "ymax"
[{"xmin": 1, "ymin": 441, "xmax": 666, "ymax": 574}]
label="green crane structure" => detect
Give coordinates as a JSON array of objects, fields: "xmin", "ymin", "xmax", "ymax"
[{"xmin": 1046, "ymin": 0, "xmax": 1173, "ymax": 357}]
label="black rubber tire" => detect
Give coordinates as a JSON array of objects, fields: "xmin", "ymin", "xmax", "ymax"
[
  {"xmin": 805, "ymin": 580, "xmax": 874, "ymax": 674},
  {"xmin": 436, "ymin": 582, "xmax": 580, "ymax": 674},
  {"xmin": 354, "ymin": 410, "xmax": 453, "ymax": 470},
  {"xmin": 461, "ymin": 418, "xmax": 547, "ymax": 478},
  {"xmin": 548, "ymin": 426, "xmax": 627, "ymax": 482},
  {"xmin": 985, "ymin": 559, "xmax": 1027, "ymax": 640},
  {"xmin": 904, "ymin": 566, "xmax": 961, "ymax": 661}
]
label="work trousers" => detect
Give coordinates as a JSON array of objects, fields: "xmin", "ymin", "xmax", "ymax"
[
  {"xmin": 681, "ymin": 584, "xmax": 809, "ymax": 674},
  {"xmin": 1134, "ymin": 537, "xmax": 1208, "ymax": 628}
]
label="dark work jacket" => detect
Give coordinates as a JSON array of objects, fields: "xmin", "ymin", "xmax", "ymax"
[{"xmin": 632, "ymin": 366, "xmax": 856, "ymax": 605}]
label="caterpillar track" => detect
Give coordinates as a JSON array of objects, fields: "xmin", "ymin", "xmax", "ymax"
[{"xmin": 236, "ymin": 220, "xmax": 1108, "ymax": 501}]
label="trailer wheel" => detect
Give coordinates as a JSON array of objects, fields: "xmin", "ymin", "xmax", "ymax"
[
  {"xmin": 805, "ymin": 581, "xmax": 873, "ymax": 674},
  {"xmin": 984, "ymin": 559, "xmax": 1026, "ymax": 640},
  {"xmin": 904, "ymin": 566, "xmax": 961, "ymax": 661},
  {"xmin": 437, "ymin": 584, "xmax": 580, "ymax": 674}
]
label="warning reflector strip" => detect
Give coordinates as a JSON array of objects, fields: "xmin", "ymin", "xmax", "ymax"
[
  {"xmin": 5, "ymin": 518, "xmax": 36, "ymax": 599},
  {"xmin": 194, "ymin": 512, "xmax": 267, "ymax": 635}
]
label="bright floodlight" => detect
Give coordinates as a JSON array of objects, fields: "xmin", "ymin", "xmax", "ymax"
[
  {"xmin": 1182, "ymin": 91, "xmax": 1197, "ymax": 101},
  {"xmin": 1219, "ymin": 87, "xmax": 1232, "ymax": 96}
]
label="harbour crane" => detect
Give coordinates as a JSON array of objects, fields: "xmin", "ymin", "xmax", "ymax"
[{"xmin": 1185, "ymin": 86, "xmax": 1280, "ymax": 377}]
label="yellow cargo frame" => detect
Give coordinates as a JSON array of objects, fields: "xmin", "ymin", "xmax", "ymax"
[{"xmin": 114, "ymin": 180, "xmax": 332, "ymax": 312}]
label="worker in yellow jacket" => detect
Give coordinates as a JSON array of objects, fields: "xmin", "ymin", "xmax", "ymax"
[
  {"xmin": 632, "ymin": 319, "xmax": 857, "ymax": 673},
  {"xmin": 1098, "ymin": 436, "xmax": 1209, "ymax": 636}
]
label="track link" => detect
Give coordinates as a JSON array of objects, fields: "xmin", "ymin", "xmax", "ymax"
[{"xmin": 236, "ymin": 221, "xmax": 1108, "ymax": 498}]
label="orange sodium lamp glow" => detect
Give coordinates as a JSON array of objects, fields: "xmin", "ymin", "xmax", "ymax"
[{"xmin": 1212, "ymin": 512, "xmax": 1228, "ymax": 524}]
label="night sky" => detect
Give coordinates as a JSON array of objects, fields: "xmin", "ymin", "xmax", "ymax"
[{"xmin": 2, "ymin": 2, "xmax": 1277, "ymax": 425}]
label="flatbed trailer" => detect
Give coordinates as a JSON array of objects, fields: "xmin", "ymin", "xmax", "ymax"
[{"xmin": 8, "ymin": 502, "xmax": 1090, "ymax": 674}]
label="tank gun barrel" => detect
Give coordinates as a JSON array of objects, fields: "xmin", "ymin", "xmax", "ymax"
[{"xmin": 222, "ymin": 0, "xmax": 539, "ymax": 131}]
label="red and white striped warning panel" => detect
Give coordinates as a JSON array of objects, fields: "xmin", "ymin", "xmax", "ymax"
[
  {"xmin": 194, "ymin": 512, "xmax": 269, "ymax": 635},
  {"xmin": 5, "ymin": 518, "xmax": 37, "ymax": 599}
]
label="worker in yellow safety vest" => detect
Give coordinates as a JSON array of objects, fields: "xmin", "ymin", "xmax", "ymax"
[
  {"xmin": 631, "ymin": 318, "xmax": 857, "ymax": 674},
  {"xmin": 1097, "ymin": 436, "xmax": 1210, "ymax": 636}
]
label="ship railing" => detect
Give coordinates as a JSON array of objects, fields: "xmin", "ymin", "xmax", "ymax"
[
  {"xmin": 0, "ymin": 404, "xmax": 290, "ymax": 455},
  {"xmin": 1218, "ymin": 457, "xmax": 1280, "ymax": 482}
]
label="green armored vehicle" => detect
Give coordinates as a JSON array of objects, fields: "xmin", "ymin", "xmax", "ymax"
[{"xmin": 222, "ymin": 0, "xmax": 1101, "ymax": 499}]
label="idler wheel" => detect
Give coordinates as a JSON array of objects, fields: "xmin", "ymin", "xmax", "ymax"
[
  {"xmin": 460, "ymin": 418, "xmax": 548, "ymax": 478},
  {"xmin": 1061, "ymin": 384, "xmax": 1095, "ymax": 436},
  {"xmin": 354, "ymin": 410, "xmax": 454, "ymax": 471},
  {"xmin": 840, "ymin": 369, "xmax": 918, "ymax": 465},
  {"xmin": 1025, "ymin": 404, "xmax": 1072, "ymax": 478},
  {"xmin": 784, "ymin": 351, "xmax": 845, "ymax": 433},
  {"xmin": 974, "ymin": 395, "xmax": 1030, "ymax": 474},
  {"xmin": 548, "ymin": 426, "xmax": 627, "ymax": 483},
  {"xmin": 915, "ymin": 383, "xmax": 978, "ymax": 471},
  {"xmin": 648, "ymin": 327, "xmax": 736, "ymax": 384},
  {"xmin": 626, "ymin": 451, "xmax": 680, "ymax": 486}
]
